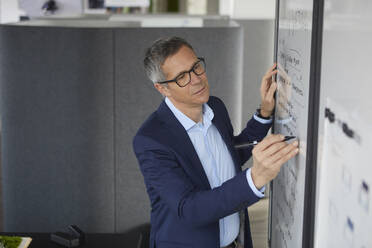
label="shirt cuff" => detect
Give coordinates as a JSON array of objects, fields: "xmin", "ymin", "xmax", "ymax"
[
  {"xmin": 253, "ymin": 113, "xmax": 273, "ymax": 124},
  {"xmin": 246, "ymin": 168, "xmax": 265, "ymax": 198}
]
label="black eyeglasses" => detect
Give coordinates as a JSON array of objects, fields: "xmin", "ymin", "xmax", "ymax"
[{"xmin": 158, "ymin": 57, "xmax": 206, "ymax": 87}]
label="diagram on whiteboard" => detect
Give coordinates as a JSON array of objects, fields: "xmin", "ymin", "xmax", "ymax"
[{"xmin": 315, "ymin": 99, "xmax": 372, "ymax": 248}]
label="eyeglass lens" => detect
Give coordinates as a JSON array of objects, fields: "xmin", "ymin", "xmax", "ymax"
[{"xmin": 176, "ymin": 60, "xmax": 206, "ymax": 87}]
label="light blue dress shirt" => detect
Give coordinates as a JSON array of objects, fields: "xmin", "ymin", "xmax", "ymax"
[{"xmin": 165, "ymin": 97, "xmax": 270, "ymax": 247}]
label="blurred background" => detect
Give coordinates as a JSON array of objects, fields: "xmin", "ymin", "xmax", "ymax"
[{"xmin": 0, "ymin": 0, "xmax": 275, "ymax": 22}]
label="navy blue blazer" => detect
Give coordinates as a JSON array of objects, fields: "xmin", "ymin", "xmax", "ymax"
[{"xmin": 133, "ymin": 96, "xmax": 271, "ymax": 248}]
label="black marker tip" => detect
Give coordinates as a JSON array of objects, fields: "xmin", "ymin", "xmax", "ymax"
[{"xmin": 283, "ymin": 136, "xmax": 296, "ymax": 141}]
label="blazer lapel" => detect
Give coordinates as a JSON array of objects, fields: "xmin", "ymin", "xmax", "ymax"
[
  {"xmin": 157, "ymin": 101, "xmax": 211, "ymax": 190},
  {"xmin": 211, "ymin": 110, "xmax": 241, "ymax": 173}
]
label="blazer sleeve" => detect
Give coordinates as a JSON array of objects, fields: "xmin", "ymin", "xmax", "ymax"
[
  {"xmin": 234, "ymin": 117, "xmax": 272, "ymax": 165},
  {"xmin": 133, "ymin": 134, "xmax": 261, "ymax": 227},
  {"xmin": 210, "ymin": 96, "xmax": 272, "ymax": 166}
]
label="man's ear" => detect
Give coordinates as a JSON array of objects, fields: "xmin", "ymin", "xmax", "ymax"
[{"xmin": 154, "ymin": 83, "xmax": 171, "ymax": 97}]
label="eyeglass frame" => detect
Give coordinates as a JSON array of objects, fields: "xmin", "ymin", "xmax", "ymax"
[{"xmin": 157, "ymin": 57, "xmax": 206, "ymax": 88}]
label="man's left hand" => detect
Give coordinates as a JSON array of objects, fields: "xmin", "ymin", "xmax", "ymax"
[{"xmin": 260, "ymin": 64, "xmax": 278, "ymax": 118}]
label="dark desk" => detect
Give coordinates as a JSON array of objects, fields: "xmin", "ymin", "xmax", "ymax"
[{"xmin": 0, "ymin": 233, "xmax": 140, "ymax": 248}]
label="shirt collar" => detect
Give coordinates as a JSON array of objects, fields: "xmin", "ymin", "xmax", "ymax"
[{"xmin": 165, "ymin": 97, "xmax": 214, "ymax": 131}]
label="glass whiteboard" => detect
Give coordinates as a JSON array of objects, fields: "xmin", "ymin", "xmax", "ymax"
[
  {"xmin": 314, "ymin": 0, "xmax": 372, "ymax": 247},
  {"xmin": 270, "ymin": 0, "xmax": 314, "ymax": 247}
]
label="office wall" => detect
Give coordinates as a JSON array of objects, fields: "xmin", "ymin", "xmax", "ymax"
[{"xmin": 0, "ymin": 0, "xmax": 20, "ymax": 23}]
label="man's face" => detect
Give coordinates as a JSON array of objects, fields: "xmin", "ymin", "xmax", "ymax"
[{"xmin": 156, "ymin": 45, "xmax": 210, "ymax": 109}]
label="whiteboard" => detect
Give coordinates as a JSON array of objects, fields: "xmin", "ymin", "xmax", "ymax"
[
  {"xmin": 314, "ymin": 0, "xmax": 372, "ymax": 247},
  {"xmin": 270, "ymin": 0, "xmax": 314, "ymax": 247}
]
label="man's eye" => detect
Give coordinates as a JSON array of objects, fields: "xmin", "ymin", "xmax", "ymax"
[{"xmin": 177, "ymin": 73, "xmax": 186, "ymax": 80}]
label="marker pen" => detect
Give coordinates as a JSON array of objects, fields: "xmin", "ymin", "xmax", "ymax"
[{"xmin": 234, "ymin": 136, "xmax": 296, "ymax": 149}]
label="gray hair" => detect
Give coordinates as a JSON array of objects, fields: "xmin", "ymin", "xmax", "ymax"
[{"xmin": 144, "ymin": 36, "xmax": 194, "ymax": 84}]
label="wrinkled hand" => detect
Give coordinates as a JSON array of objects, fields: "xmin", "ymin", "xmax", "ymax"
[
  {"xmin": 260, "ymin": 64, "xmax": 278, "ymax": 117},
  {"xmin": 251, "ymin": 134, "xmax": 299, "ymax": 189}
]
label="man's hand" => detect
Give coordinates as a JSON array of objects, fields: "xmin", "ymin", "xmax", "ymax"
[
  {"xmin": 251, "ymin": 134, "xmax": 299, "ymax": 189},
  {"xmin": 260, "ymin": 64, "xmax": 278, "ymax": 117}
]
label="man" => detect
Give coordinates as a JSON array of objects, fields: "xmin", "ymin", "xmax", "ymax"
[{"xmin": 133, "ymin": 37, "xmax": 299, "ymax": 248}]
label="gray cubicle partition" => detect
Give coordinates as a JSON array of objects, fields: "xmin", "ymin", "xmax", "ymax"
[
  {"xmin": 236, "ymin": 19, "xmax": 275, "ymax": 169},
  {"xmin": 0, "ymin": 20, "xmax": 244, "ymax": 235},
  {"xmin": 0, "ymin": 26, "xmax": 116, "ymax": 233}
]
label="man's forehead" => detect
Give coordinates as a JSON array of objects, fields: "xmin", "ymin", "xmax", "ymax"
[
  {"xmin": 162, "ymin": 46, "xmax": 198, "ymax": 77},
  {"xmin": 166, "ymin": 46, "xmax": 197, "ymax": 65}
]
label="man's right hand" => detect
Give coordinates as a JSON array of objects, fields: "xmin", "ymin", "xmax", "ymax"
[{"xmin": 251, "ymin": 134, "xmax": 299, "ymax": 190}]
